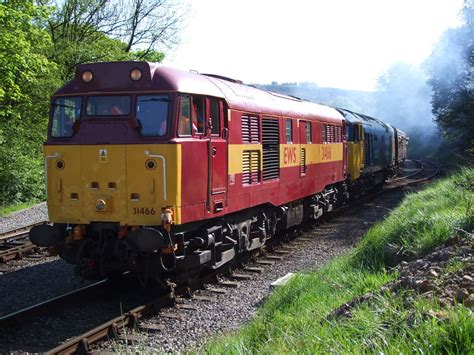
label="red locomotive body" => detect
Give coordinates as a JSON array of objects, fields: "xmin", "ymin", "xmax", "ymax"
[{"xmin": 29, "ymin": 62, "xmax": 371, "ymax": 283}]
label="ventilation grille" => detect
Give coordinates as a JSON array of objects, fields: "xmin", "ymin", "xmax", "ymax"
[
  {"xmin": 300, "ymin": 148, "xmax": 306, "ymax": 175},
  {"xmin": 262, "ymin": 118, "xmax": 280, "ymax": 181},
  {"xmin": 242, "ymin": 150, "xmax": 260, "ymax": 184},
  {"xmin": 241, "ymin": 115, "xmax": 260, "ymax": 143}
]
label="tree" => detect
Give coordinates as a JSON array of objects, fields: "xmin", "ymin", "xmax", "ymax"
[
  {"xmin": 425, "ymin": 1, "xmax": 474, "ymax": 154},
  {"xmin": 41, "ymin": 0, "xmax": 186, "ymax": 80},
  {"xmin": 0, "ymin": 1, "xmax": 58, "ymax": 204}
]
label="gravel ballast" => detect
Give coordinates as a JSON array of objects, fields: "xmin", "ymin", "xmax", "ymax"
[{"xmin": 0, "ymin": 202, "xmax": 48, "ymax": 234}]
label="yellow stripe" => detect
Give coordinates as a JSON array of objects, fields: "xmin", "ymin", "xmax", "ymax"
[
  {"xmin": 228, "ymin": 144, "xmax": 262, "ymax": 174},
  {"xmin": 229, "ymin": 143, "xmax": 344, "ymax": 172},
  {"xmin": 281, "ymin": 143, "xmax": 343, "ymax": 167}
]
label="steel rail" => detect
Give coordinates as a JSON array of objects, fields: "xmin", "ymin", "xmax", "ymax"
[
  {"xmin": 0, "ymin": 279, "xmax": 108, "ymax": 327},
  {"xmin": 0, "ymin": 242, "xmax": 39, "ymax": 263},
  {"xmin": 0, "ymin": 221, "xmax": 47, "ymax": 242},
  {"xmin": 387, "ymin": 159, "xmax": 424, "ymax": 182},
  {"xmin": 0, "ymin": 221, "xmax": 49, "ymax": 263},
  {"xmin": 46, "ymin": 297, "xmax": 173, "ymax": 355}
]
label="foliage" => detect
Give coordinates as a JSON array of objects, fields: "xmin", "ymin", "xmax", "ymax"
[
  {"xmin": 0, "ymin": 1, "xmax": 58, "ymax": 204},
  {"xmin": 203, "ymin": 169, "xmax": 474, "ymax": 353},
  {"xmin": 425, "ymin": 1, "xmax": 474, "ymax": 154},
  {"xmin": 44, "ymin": 0, "xmax": 185, "ymax": 80}
]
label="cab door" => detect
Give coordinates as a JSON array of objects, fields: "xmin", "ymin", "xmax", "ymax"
[{"xmin": 207, "ymin": 98, "xmax": 227, "ymax": 213}]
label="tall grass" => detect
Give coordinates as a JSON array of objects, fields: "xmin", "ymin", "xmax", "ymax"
[{"xmin": 203, "ymin": 168, "xmax": 474, "ymax": 354}]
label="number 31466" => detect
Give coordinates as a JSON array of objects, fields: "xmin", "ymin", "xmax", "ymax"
[{"xmin": 132, "ymin": 207, "xmax": 156, "ymax": 215}]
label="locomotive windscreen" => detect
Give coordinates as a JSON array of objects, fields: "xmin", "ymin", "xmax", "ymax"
[
  {"xmin": 51, "ymin": 96, "xmax": 82, "ymax": 138},
  {"xmin": 86, "ymin": 95, "xmax": 131, "ymax": 116},
  {"xmin": 136, "ymin": 95, "xmax": 170, "ymax": 137}
]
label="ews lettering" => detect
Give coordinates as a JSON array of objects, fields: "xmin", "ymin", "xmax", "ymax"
[{"xmin": 284, "ymin": 146, "xmax": 297, "ymax": 164}]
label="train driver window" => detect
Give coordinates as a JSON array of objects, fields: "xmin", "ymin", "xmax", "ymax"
[
  {"xmin": 178, "ymin": 96, "xmax": 192, "ymax": 136},
  {"xmin": 136, "ymin": 95, "xmax": 169, "ymax": 136},
  {"xmin": 51, "ymin": 96, "xmax": 82, "ymax": 138},
  {"xmin": 192, "ymin": 97, "xmax": 206, "ymax": 134},
  {"xmin": 286, "ymin": 119, "xmax": 292, "ymax": 143}
]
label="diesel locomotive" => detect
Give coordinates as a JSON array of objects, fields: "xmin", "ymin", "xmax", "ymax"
[{"xmin": 30, "ymin": 61, "xmax": 408, "ymax": 284}]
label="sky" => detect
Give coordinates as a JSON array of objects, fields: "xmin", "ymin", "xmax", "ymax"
[{"xmin": 164, "ymin": 0, "xmax": 464, "ymax": 91}]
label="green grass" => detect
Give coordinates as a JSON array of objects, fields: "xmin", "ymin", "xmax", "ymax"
[
  {"xmin": 353, "ymin": 168, "xmax": 474, "ymax": 270},
  {"xmin": 0, "ymin": 200, "xmax": 40, "ymax": 217},
  {"xmin": 202, "ymin": 168, "xmax": 474, "ymax": 354}
]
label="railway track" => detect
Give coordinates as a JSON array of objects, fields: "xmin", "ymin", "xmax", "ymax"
[
  {"xmin": 0, "ymin": 221, "xmax": 48, "ymax": 263},
  {"xmin": 1, "ymin": 159, "xmax": 441, "ymax": 353},
  {"xmin": 387, "ymin": 159, "xmax": 440, "ymax": 188}
]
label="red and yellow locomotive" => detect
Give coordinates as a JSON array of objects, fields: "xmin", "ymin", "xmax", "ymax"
[{"xmin": 30, "ymin": 61, "xmax": 405, "ymax": 283}]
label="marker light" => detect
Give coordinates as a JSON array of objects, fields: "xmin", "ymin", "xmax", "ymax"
[
  {"xmin": 82, "ymin": 70, "xmax": 93, "ymax": 83},
  {"xmin": 130, "ymin": 68, "xmax": 142, "ymax": 81}
]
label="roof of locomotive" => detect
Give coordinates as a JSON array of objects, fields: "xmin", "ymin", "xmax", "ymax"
[
  {"xmin": 56, "ymin": 61, "xmax": 343, "ymax": 124},
  {"xmin": 337, "ymin": 108, "xmax": 393, "ymax": 133}
]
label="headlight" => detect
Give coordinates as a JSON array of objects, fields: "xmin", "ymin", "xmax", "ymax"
[
  {"xmin": 130, "ymin": 68, "xmax": 142, "ymax": 81},
  {"xmin": 82, "ymin": 70, "xmax": 93, "ymax": 83}
]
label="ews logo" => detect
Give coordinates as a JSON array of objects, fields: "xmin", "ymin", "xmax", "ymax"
[{"xmin": 284, "ymin": 146, "xmax": 297, "ymax": 164}]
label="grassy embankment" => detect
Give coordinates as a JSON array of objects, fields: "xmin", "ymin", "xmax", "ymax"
[
  {"xmin": 0, "ymin": 201, "xmax": 40, "ymax": 217},
  {"xmin": 203, "ymin": 168, "xmax": 474, "ymax": 353}
]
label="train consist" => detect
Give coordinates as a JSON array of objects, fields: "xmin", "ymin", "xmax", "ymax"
[{"xmin": 30, "ymin": 61, "xmax": 408, "ymax": 284}]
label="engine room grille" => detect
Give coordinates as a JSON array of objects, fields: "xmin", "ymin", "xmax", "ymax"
[
  {"xmin": 300, "ymin": 148, "xmax": 306, "ymax": 175},
  {"xmin": 262, "ymin": 118, "xmax": 280, "ymax": 181},
  {"xmin": 241, "ymin": 115, "xmax": 260, "ymax": 143},
  {"xmin": 242, "ymin": 150, "xmax": 260, "ymax": 184}
]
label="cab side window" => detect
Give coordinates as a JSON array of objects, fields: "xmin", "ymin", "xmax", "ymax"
[
  {"xmin": 178, "ymin": 96, "xmax": 191, "ymax": 136},
  {"xmin": 193, "ymin": 96, "xmax": 206, "ymax": 134}
]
